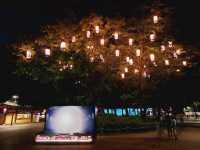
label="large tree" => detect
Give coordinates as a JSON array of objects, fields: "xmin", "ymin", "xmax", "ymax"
[{"xmin": 13, "ymin": 2, "xmax": 192, "ymax": 105}]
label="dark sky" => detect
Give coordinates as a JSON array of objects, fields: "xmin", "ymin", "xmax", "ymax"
[{"xmin": 0, "ymin": 0, "xmax": 199, "ymax": 105}]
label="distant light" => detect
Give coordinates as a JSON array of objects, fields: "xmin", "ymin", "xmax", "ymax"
[
  {"xmin": 60, "ymin": 41, "xmax": 67, "ymax": 49},
  {"xmin": 182, "ymin": 60, "xmax": 187, "ymax": 66},
  {"xmin": 126, "ymin": 57, "xmax": 130, "ymax": 62},
  {"xmin": 90, "ymin": 57, "xmax": 94, "ymax": 62},
  {"xmin": 114, "ymin": 32, "xmax": 119, "ymax": 40},
  {"xmin": 100, "ymin": 39, "xmax": 105, "ymax": 46},
  {"xmin": 136, "ymin": 49, "xmax": 141, "ymax": 57},
  {"xmin": 164, "ymin": 59, "xmax": 170, "ymax": 66},
  {"xmin": 149, "ymin": 53, "xmax": 155, "ymax": 62},
  {"xmin": 70, "ymin": 64, "xmax": 73, "ymax": 69},
  {"xmin": 115, "ymin": 49, "xmax": 120, "ymax": 57},
  {"xmin": 3, "ymin": 108, "xmax": 7, "ymax": 114},
  {"xmin": 143, "ymin": 71, "xmax": 147, "ymax": 77},
  {"xmin": 26, "ymin": 50, "xmax": 32, "ymax": 59},
  {"xmin": 129, "ymin": 38, "xmax": 133, "ymax": 46},
  {"xmin": 45, "ymin": 48, "xmax": 51, "ymax": 56},
  {"xmin": 12, "ymin": 95, "xmax": 19, "ymax": 99},
  {"xmin": 86, "ymin": 31, "xmax": 91, "ymax": 38},
  {"xmin": 176, "ymin": 49, "xmax": 181, "ymax": 55},
  {"xmin": 95, "ymin": 26, "xmax": 100, "ymax": 34},
  {"xmin": 153, "ymin": 15, "xmax": 159, "ymax": 24},
  {"xmin": 176, "ymin": 69, "xmax": 180, "ymax": 72},
  {"xmin": 173, "ymin": 52, "xmax": 178, "ymax": 58}
]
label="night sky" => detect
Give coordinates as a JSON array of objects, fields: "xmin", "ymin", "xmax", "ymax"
[{"xmin": 0, "ymin": 0, "xmax": 199, "ymax": 105}]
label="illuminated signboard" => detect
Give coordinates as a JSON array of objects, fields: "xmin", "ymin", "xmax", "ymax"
[{"xmin": 35, "ymin": 106, "xmax": 95, "ymax": 143}]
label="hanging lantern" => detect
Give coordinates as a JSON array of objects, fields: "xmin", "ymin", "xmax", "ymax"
[
  {"xmin": 60, "ymin": 41, "xmax": 67, "ymax": 49},
  {"xmin": 164, "ymin": 59, "xmax": 170, "ymax": 66},
  {"xmin": 95, "ymin": 26, "xmax": 100, "ymax": 33},
  {"xmin": 182, "ymin": 60, "xmax": 187, "ymax": 66},
  {"xmin": 26, "ymin": 50, "xmax": 32, "ymax": 59},
  {"xmin": 161, "ymin": 45, "xmax": 166, "ymax": 52},
  {"xmin": 121, "ymin": 73, "xmax": 125, "ymax": 79},
  {"xmin": 72, "ymin": 36, "xmax": 76, "ymax": 43},
  {"xmin": 45, "ymin": 48, "xmax": 51, "ymax": 56},
  {"xmin": 124, "ymin": 67, "xmax": 128, "ymax": 73},
  {"xmin": 129, "ymin": 38, "xmax": 133, "ymax": 46},
  {"xmin": 114, "ymin": 32, "xmax": 119, "ymax": 40},
  {"xmin": 136, "ymin": 49, "xmax": 141, "ymax": 57},
  {"xmin": 115, "ymin": 49, "xmax": 120, "ymax": 57},
  {"xmin": 100, "ymin": 38, "xmax": 105, "ymax": 46},
  {"xmin": 150, "ymin": 33, "xmax": 156, "ymax": 42},
  {"xmin": 168, "ymin": 41, "xmax": 173, "ymax": 48},
  {"xmin": 129, "ymin": 59, "xmax": 133, "ymax": 65},
  {"xmin": 149, "ymin": 54, "xmax": 155, "ymax": 62},
  {"xmin": 134, "ymin": 69, "xmax": 139, "ymax": 74},
  {"xmin": 86, "ymin": 31, "xmax": 91, "ymax": 38},
  {"xmin": 176, "ymin": 49, "xmax": 181, "ymax": 55},
  {"xmin": 126, "ymin": 57, "xmax": 130, "ymax": 62},
  {"xmin": 153, "ymin": 15, "xmax": 159, "ymax": 24},
  {"xmin": 143, "ymin": 71, "xmax": 147, "ymax": 78}
]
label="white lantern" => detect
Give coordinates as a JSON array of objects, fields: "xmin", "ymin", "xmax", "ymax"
[
  {"xmin": 26, "ymin": 50, "xmax": 32, "ymax": 59},
  {"xmin": 182, "ymin": 60, "xmax": 187, "ymax": 66},
  {"xmin": 115, "ymin": 49, "xmax": 120, "ymax": 57},
  {"xmin": 168, "ymin": 41, "xmax": 173, "ymax": 48},
  {"xmin": 121, "ymin": 73, "xmax": 125, "ymax": 79},
  {"xmin": 164, "ymin": 59, "xmax": 170, "ymax": 66},
  {"xmin": 134, "ymin": 69, "xmax": 139, "ymax": 74},
  {"xmin": 176, "ymin": 49, "xmax": 181, "ymax": 55},
  {"xmin": 161, "ymin": 45, "xmax": 166, "ymax": 52},
  {"xmin": 153, "ymin": 15, "xmax": 158, "ymax": 24},
  {"xmin": 149, "ymin": 54, "xmax": 155, "ymax": 62},
  {"xmin": 86, "ymin": 31, "xmax": 91, "ymax": 38},
  {"xmin": 72, "ymin": 36, "xmax": 76, "ymax": 43},
  {"xmin": 45, "ymin": 48, "xmax": 51, "ymax": 56},
  {"xmin": 150, "ymin": 33, "xmax": 156, "ymax": 42},
  {"xmin": 129, "ymin": 59, "xmax": 133, "ymax": 65},
  {"xmin": 95, "ymin": 26, "xmax": 100, "ymax": 33},
  {"xmin": 124, "ymin": 67, "xmax": 128, "ymax": 73},
  {"xmin": 126, "ymin": 57, "xmax": 130, "ymax": 62},
  {"xmin": 60, "ymin": 41, "xmax": 67, "ymax": 49},
  {"xmin": 114, "ymin": 32, "xmax": 119, "ymax": 40},
  {"xmin": 100, "ymin": 38, "xmax": 105, "ymax": 46},
  {"xmin": 136, "ymin": 49, "xmax": 141, "ymax": 57},
  {"xmin": 129, "ymin": 38, "xmax": 133, "ymax": 46}
]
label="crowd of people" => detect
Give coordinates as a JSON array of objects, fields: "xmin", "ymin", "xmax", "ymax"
[{"xmin": 158, "ymin": 106, "xmax": 178, "ymax": 140}]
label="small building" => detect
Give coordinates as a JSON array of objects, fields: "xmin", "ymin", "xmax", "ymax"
[{"xmin": 0, "ymin": 100, "xmax": 45, "ymax": 125}]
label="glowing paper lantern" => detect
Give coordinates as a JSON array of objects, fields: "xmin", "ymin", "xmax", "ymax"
[
  {"xmin": 164, "ymin": 59, "xmax": 170, "ymax": 66},
  {"xmin": 121, "ymin": 73, "xmax": 125, "ymax": 79},
  {"xmin": 114, "ymin": 32, "xmax": 118, "ymax": 40},
  {"xmin": 60, "ymin": 41, "xmax": 67, "ymax": 49},
  {"xmin": 129, "ymin": 59, "xmax": 133, "ymax": 65},
  {"xmin": 86, "ymin": 31, "xmax": 91, "ymax": 38},
  {"xmin": 134, "ymin": 69, "xmax": 139, "ymax": 74},
  {"xmin": 126, "ymin": 57, "xmax": 130, "ymax": 62},
  {"xmin": 161, "ymin": 45, "xmax": 166, "ymax": 52},
  {"xmin": 95, "ymin": 26, "xmax": 100, "ymax": 33},
  {"xmin": 100, "ymin": 39, "xmax": 105, "ymax": 46},
  {"xmin": 149, "ymin": 54, "xmax": 155, "ymax": 62},
  {"xmin": 168, "ymin": 41, "xmax": 173, "ymax": 48},
  {"xmin": 136, "ymin": 49, "xmax": 141, "ymax": 57},
  {"xmin": 72, "ymin": 36, "xmax": 76, "ymax": 43},
  {"xmin": 45, "ymin": 48, "xmax": 51, "ymax": 56},
  {"xmin": 124, "ymin": 67, "xmax": 128, "ymax": 73},
  {"xmin": 182, "ymin": 60, "xmax": 187, "ymax": 66},
  {"xmin": 26, "ymin": 50, "xmax": 32, "ymax": 59},
  {"xmin": 150, "ymin": 33, "xmax": 156, "ymax": 42},
  {"xmin": 115, "ymin": 49, "xmax": 120, "ymax": 57},
  {"xmin": 129, "ymin": 38, "xmax": 133, "ymax": 46},
  {"xmin": 153, "ymin": 15, "xmax": 158, "ymax": 24}
]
